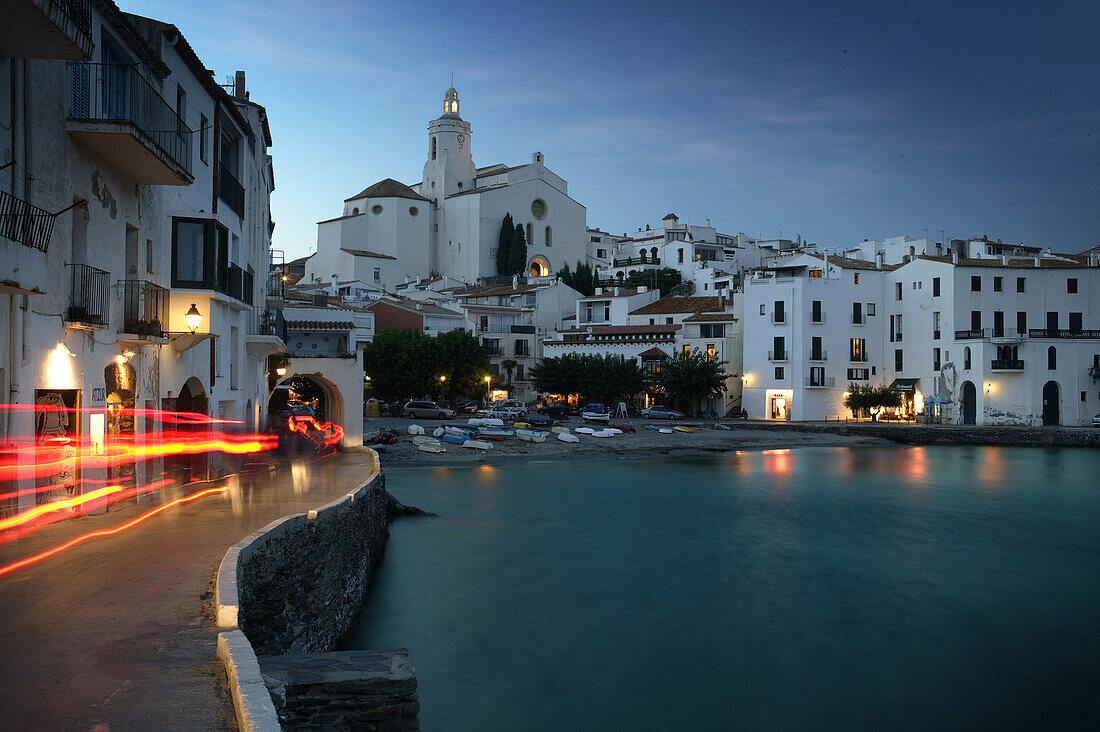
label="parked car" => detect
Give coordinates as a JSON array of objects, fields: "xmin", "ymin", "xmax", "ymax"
[
  {"xmin": 537, "ymin": 402, "xmax": 572, "ymax": 418},
  {"xmin": 484, "ymin": 400, "xmax": 528, "ymax": 420},
  {"xmin": 640, "ymin": 405, "xmax": 684, "ymax": 420},
  {"xmin": 1092, "ymin": 412, "xmax": 1100, "ymax": 427},
  {"xmin": 403, "ymin": 400, "xmax": 454, "ymax": 420},
  {"xmin": 453, "ymin": 399, "xmax": 479, "ymax": 415}
]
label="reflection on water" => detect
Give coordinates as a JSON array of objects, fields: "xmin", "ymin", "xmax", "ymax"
[{"xmin": 349, "ymin": 446, "xmax": 1100, "ymax": 730}]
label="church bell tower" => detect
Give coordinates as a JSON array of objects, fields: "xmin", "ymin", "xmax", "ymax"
[{"xmin": 422, "ymin": 87, "xmax": 475, "ymax": 201}]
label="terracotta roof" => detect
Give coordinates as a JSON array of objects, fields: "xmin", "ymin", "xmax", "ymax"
[
  {"xmin": 460, "ymin": 283, "xmax": 546, "ymax": 298},
  {"xmin": 801, "ymin": 252, "xmax": 899, "ymax": 271},
  {"xmin": 662, "ymin": 213, "xmax": 678, "ymax": 220},
  {"xmin": 638, "ymin": 347, "xmax": 669, "ymax": 358},
  {"xmin": 629, "ymin": 296, "xmax": 722, "ymax": 315},
  {"xmin": 285, "ymin": 320, "xmax": 355, "ymax": 330},
  {"xmin": 345, "ymin": 178, "xmax": 430, "ymax": 202},
  {"xmin": 683, "ymin": 312, "xmax": 737, "ymax": 323},
  {"xmin": 579, "ymin": 288, "xmax": 642, "ymax": 300},
  {"xmin": 558, "ymin": 324, "xmax": 680, "ymax": 335},
  {"xmin": 916, "ymin": 255, "xmax": 1096, "ymax": 269}
]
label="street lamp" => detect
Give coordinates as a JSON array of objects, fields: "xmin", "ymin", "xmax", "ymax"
[
  {"xmin": 484, "ymin": 375, "xmax": 491, "ymax": 402},
  {"xmin": 276, "ymin": 366, "xmax": 287, "ymax": 377},
  {"xmin": 440, "ymin": 375, "xmax": 446, "ymax": 402},
  {"xmin": 184, "ymin": 303, "xmax": 202, "ymax": 333}
]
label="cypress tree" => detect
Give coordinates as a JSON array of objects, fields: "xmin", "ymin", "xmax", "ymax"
[
  {"xmin": 508, "ymin": 223, "xmax": 528, "ymax": 275},
  {"xmin": 496, "ymin": 213, "xmax": 514, "ymax": 275}
]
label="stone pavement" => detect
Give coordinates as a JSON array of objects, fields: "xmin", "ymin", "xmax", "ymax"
[{"xmin": 0, "ymin": 451, "xmax": 378, "ymax": 731}]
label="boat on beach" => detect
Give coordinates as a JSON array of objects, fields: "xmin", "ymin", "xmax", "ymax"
[
  {"xmin": 556, "ymin": 432, "xmax": 579, "ymax": 443},
  {"xmin": 478, "ymin": 427, "xmax": 514, "ymax": 437},
  {"xmin": 575, "ymin": 427, "xmax": 596, "ymax": 435},
  {"xmin": 551, "ymin": 426, "xmax": 570, "ymax": 434},
  {"xmin": 468, "ymin": 417, "xmax": 504, "ymax": 427},
  {"xmin": 462, "ymin": 439, "xmax": 492, "ymax": 450},
  {"xmin": 441, "ymin": 433, "xmax": 468, "ymax": 445},
  {"xmin": 516, "ymin": 428, "xmax": 548, "ymax": 443},
  {"xmin": 648, "ymin": 425, "xmax": 675, "ymax": 434},
  {"xmin": 591, "ymin": 429, "xmax": 615, "ymax": 438},
  {"xmin": 417, "ymin": 442, "xmax": 446, "ymax": 453},
  {"xmin": 412, "ymin": 435, "xmax": 441, "ymax": 446},
  {"xmin": 407, "ymin": 424, "xmax": 425, "ymax": 436},
  {"xmin": 610, "ymin": 423, "xmax": 635, "ymax": 433},
  {"xmin": 673, "ymin": 425, "xmax": 695, "ymax": 433},
  {"xmin": 445, "ymin": 425, "xmax": 475, "ymax": 436}
]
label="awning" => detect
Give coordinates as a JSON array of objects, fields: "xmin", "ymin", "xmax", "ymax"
[
  {"xmin": 889, "ymin": 378, "xmax": 920, "ymax": 392},
  {"xmin": 925, "ymin": 395, "xmax": 951, "ymax": 404}
]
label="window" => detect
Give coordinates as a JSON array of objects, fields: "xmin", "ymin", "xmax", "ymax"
[
  {"xmin": 993, "ymin": 311, "xmax": 1004, "ymax": 338},
  {"xmin": 1068, "ymin": 278, "xmax": 1078, "ymax": 294},
  {"xmin": 545, "ymin": 226, "xmax": 552, "ymax": 246},
  {"xmin": 1048, "ymin": 346, "xmax": 1057, "ymax": 370},
  {"xmin": 683, "ymin": 345, "xmax": 691, "ymax": 355},
  {"xmin": 971, "ymin": 275, "xmax": 982, "ymax": 292},
  {"xmin": 515, "ymin": 339, "xmax": 530, "ymax": 356},
  {"xmin": 1017, "ymin": 311, "xmax": 1027, "ymax": 336},
  {"xmin": 515, "ymin": 364, "xmax": 524, "ymax": 381},
  {"xmin": 649, "ymin": 318, "xmax": 654, "ymax": 325},
  {"xmin": 811, "ymin": 336, "xmax": 823, "ymax": 360},
  {"xmin": 809, "ymin": 269, "xmax": 822, "ymax": 278},
  {"xmin": 759, "ymin": 304, "xmax": 766, "ymax": 316},
  {"xmin": 894, "ymin": 314, "xmax": 902, "ymax": 342},
  {"xmin": 597, "ymin": 248, "xmax": 606, "ymax": 259},
  {"xmin": 666, "ymin": 317, "xmax": 673, "ymax": 325},
  {"xmin": 531, "ymin": 199, "xmax": 547, "ymax": 220},
  {"xmin": 373, "ymin": 268, "xmax": 380, "ymax": 282},
  {"xmin": 895, "ymin": 349, "xmax": 903, "ymax": 371},
  {"xmin": 700, "ymin": 324, "xmax": 725, "ymax": 338},
  {"xmin": 175, "ymin": 85, "xmax": 187, "ymax": 145},
  {"xmin": 811, "ymin": 300, "xmax": 822, "ymax": 323},
  {"xmin": 854, "ymin": 273, "xmax": 861, "ymax": 285},
  {"xmin": 526, "ymin": 223, "xmax": 533, "ymax": 245},
  {"xmin": 432, "ymin": 137, "xmax": 437, "ymax": 160},
  {"xmin": 773, "ymin": 300, "xmax": 785, "ymax": 323},
  {"xmin": 852, "ymin": 302, "xmax": 863, "ymax": 324},
  {"xmin": 895, "ymin": 282, "xmax": 903, "ymax": 301},
  {"xmin": 933, "ymin": 277, "xmax": 940, "ymax": 297},
  {"xmin": 993, "ymin": 276, "xmax": 1003, "ymax": 292},
  {"xmin": 933, "ymin": 311, "xmax": 941, "ymax": 339},
  {"xmin": 590, "ymin": 236, "xmax": 601, "ymax": 243},
  {"xmin": 371, "ymin": 205, "xmax": 383, "ymax": 215},
  {"xmin": 867, "ymin": 303, "xmax": 876, "ymax": 316},
  {"xmin": 479, "ymin": 315, "xmax": 488, "ymax": 331},
  {"xmin": 171, "ymin": 217, "xmax": 228, "ymax": 290},
  {"xmin": 145, "ymin": 238, "xmax": 154, "ymax": 274},
  {"xmin": 850, "ymin": 338, "xmax": 866, "ymax": 362},
  {"xmin": 971, "ymin": 310, "xmax": 982, "ymax": 332},
  {"xmin": 1017, "ymin": 277, "xmax": 1026, "ymax": 292},
  {"xmin": 199, "ymin": 113, "xmax": 208, "ymax": 164},
  {"xmin": 933, "ymin": 348, "xmax": 941, "ymax": 371},
  {"xmin": 1083, "ymin": 391, "xmax": 1088, "ymax": 403},
  {"xmin": 774, "ymin": 366, "xmax": 784, "ymax": 379},
  {"xmin": 964, "ymin": 347, "xmax": 971, "ymax": 370},
  {"xmin": 678, "ymin": 248, "xmax": 684, "ymax": 264},
  {"xmin": 352, "ymin": 207, "xmax": 359, "ymax": 215},
  {"xmin": 847, "ymin": 368, "xmax": 870, "ymax": 380},
  {"xmin": 706, "ymin": 344, "xmax": 716, "ymax": 361},
  {"xmin": 809, "ymin": 366, "xmax": 826, "ymax": 386},
  {"xmin": 409, "ymin": 206, "xmax": 419, "ymax": 216},
  {"xmin": 773, "ymin": 336, "xmax": 785, "ymax": 361},
  {"xmin": 1069, "ymin": 312, "xmax": 1083, "ymax": 333}
]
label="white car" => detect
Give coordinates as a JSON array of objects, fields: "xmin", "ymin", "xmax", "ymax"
[
  {"xmin": 640, "ymin": 405, "xmax": 684, "ymax": 420},
  {"xmin": 485, "ymin": 401, "xmax": 528, "ymax": 420},
  {"xmin": 1092, "ymin": 413, "xmax": 1100, "ymax": 427}
]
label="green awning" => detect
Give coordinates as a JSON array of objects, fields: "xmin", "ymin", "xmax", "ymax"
[{"xmin": 889, "ymin": 378, "xmax": 920, "ymax": 392}]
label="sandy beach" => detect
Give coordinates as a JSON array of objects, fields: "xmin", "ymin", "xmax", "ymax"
[{"xmin": 368, "ymin": 418, "xmax": 893, "ymax": 467}]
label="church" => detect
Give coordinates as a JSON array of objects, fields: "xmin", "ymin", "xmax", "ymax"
[{"xmin": 305, "ymin": 88, "xmax": 587, "ymax": 290}]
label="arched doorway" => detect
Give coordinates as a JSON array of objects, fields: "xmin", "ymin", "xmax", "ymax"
[
  {"xmin": 960, "ymin": 381, "xmax": 976, "ymax": 425},
  {"xmin": 529, "ymin": 256, "xmax": 550, "ymax": 278},
  {"xmin": 1042, "ymin": 381, "xmax": 1060, "ymax": 426},
  {"xmin": 176, "ymin": 376, "xmax": 208, "ymax": 417},
  {"xmin": 268, "ymin": 373, "xmax": 345, "ymax": 443},
  {"xmin": 174, "ymin": 377, "xmax": 209, "ymax": 482},
  {"xmin": 104, "ymin": 361, "xmax": 137, "ymax": 504}
]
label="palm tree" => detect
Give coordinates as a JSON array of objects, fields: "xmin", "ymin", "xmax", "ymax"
[{"xmin": 500, "ymin": 359, "xmax": 518, "ymax": 387}]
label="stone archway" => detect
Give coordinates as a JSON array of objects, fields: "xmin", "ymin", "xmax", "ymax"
[
  {"xmin": 529, "ymin": 256, "xmax": 551, "ymax": 278},
  {"xmin": 1042, "ymin": 380, "xmax": 1060, "ymax": 426},
  {"xmin": 173, "ymin": 377, "xmax": 209, "ymax": 482},
  {"xmin": 960, "ymin": 381, "xmax": 976, "ymax": 425},
  {"xmin": 269, "ymin": 373, "xmax": 345, "ymax": 436}
]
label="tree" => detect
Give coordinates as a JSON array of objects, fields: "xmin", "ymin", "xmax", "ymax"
[
  {"xmin": 658, "ymin": 350, "xmax": 729, "ymax": 417},
  {"xmin": 843, "ymin": 382, "xmax": 903, "ymax": 421},
  {"xmin": 500, "ymin": 358, "xmax": 518, "ymax": 386},
  {"xmin": 555, "ymin": 260, "xmax": 598, "ymax": 296},
  {"xmin": 622, "ymin": 267, "xmax": 682, "ymax": 297},
  {"xmin": 531, "ymin": 354, "xmax": 643, "ymax": 406},
  {"xmin": 362, "ymin": 328, "xmax": 489, "ymax": 402},
  {"xmin": 508, "ymin": 223, "xmax": 528, "ymax": 275},
  {"xmin": 496, "ymin": 213, "xmax": 514, "ymax": 275},
  {"xmin": 433, "ymin": 328, "xmax": 492, "ymax": 397}
]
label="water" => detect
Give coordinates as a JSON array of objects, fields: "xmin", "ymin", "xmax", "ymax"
[{"xmin": 346, "ymin": 447, "xmax": 1100, "ymax": 730}]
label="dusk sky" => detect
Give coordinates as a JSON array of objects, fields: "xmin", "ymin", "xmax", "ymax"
[{"xmin": 127, "ymin": 0, "xmax": 1100, "ymax": 260}]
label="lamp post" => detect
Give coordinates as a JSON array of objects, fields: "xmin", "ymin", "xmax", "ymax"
[
  {"xmin": 185, "ymin": 303, "xmax": 202, "ymax": 333},
  {"xmin": 440, "ymin": 375, "xmax": 446, "ymax": 404}
]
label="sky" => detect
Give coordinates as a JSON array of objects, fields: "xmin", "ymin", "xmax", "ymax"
[{"xmin": 125, "ymin": 0, "xmax": 1100, "ymax": 259}]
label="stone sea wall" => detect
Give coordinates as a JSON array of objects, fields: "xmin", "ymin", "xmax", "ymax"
[
  {"xmin": 728, "ymin": 421, "xmax": 1100, "ymax": 447},
  {"xmin": 217, "ymin": 463, "xmax": 419, "ymax": 730}
]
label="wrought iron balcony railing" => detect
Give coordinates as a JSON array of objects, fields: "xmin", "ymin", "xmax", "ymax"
[
  {"xmin": 120, "ymin": 280, "xmax": 167, "ymax": 337},
  {"xmin": 219, "ymin": 163, "xmax": 244, "ymax": 217},
  {"xmin": 613, "ymin": 255, "xmax": 661, "ymax": 267},
  {"xmin": 1028, "ymin": 328, "xmax": 1100, "ymax": 339},
  {"xmin": 990, "ymin": 359, "xmax": 1025, "ymax": 370},
  {"xmin": 67, "ymin": 263, "xmax": 109, "ymax": 327},
  {"xmin": 0, "ymin": 189, "xmax": 56, "ymax": 252}
]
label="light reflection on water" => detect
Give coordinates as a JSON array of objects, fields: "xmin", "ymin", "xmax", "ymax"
[{"xmin": 349, "ymin": 446, "xmax": 1100, "ymax": 730}]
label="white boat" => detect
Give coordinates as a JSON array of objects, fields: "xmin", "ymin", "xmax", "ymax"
[
  {"xmin": 412, "ymin": 435, "xmax": 441, "ymax": 446},
  {"xmin": 462, "ymin": 439, "xmax": 492, "ymax": 450},
  {"xmin": 468, "ymin": 417, "xmax": 504, "ymax": 427},
  {"xmin": 478, "ymin": 427, "xmax": 514, "ymax": 437},
  {"xmin": 575, "ymin": 427, "xmax": 596, "ymax": 435},
  {"xmin": 551, "ymin": 426, "xmax": 570, "ymax": 435},
  {"xmin": 556, "ymin": 432, "xmax": 579, "ymax": 443},
  {"xmin": 592, "ymin": 429, "xmax": 615, "ymax": 438},
  {"xmin": 445, "ymin": 426, "xmax": 473, "ymax": 436},
  {"xmin": 606, "ymin": 428, "xmax": 623, "ymax": 435},
  {"xmin": 432, "ymin": 426, "xmax": 446, "ymax": 438},
  {"xmin": 516, "ymin": 428, "xmax": 548, "ymax": 443},
  {"xmin": 407, "ymin": 424, "xmax": 425, "ymax": 436},
  {"xmin": 417, "ymin": 443, "xmax": 446, "ymax": 453},
  {"xmin": 581, "ymin": 411, "xmax": 611, "ymax": 424}
]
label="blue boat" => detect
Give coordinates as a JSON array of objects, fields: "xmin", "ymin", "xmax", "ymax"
[{"xmin": 441, "ymin": 433, "xmax": 468, "ymax": 445}]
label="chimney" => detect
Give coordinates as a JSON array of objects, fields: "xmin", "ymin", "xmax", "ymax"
[
  {"xmin": 1002, "ymin": 254, "xmax": 1009, "ymax": 266},
  {"xmin": 876, "ymin": 251, "xmax": 884, "ymax": 269},
  {"xmin": 952, "ymin": 249, "xmax": 960, "ymax": 264},
  {"xmin": 637, "ymin": 286, "xmax": 648, "ymax": 293},
  {"xmin": 512, "ymin": 274, "xmax": 519, "ymax": 289},
  {"xmin": 613, "ymin": 287, "xmax": 620, "ymax": 296},
  {"xmin": 234, "ymin": 70, "xmax": 246, "ymax": 100},
  {"xmin": 595, "ymin": 287, "xmax": 603, "ymax": 295}
]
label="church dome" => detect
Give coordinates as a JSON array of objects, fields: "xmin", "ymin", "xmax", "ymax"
[{"xmin": 344, "ymin": 178, "xmax": 430, "ymax": 202}]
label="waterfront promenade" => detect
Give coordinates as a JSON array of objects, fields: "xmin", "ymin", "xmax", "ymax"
[{"xmin": 0, "ymin": 451, "xmax": 378, "ymax": 731}]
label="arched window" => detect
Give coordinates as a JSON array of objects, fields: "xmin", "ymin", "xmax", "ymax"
[
  {"xmin": 964, "ymin": 347, "xmax": 971, "ymax": 370},
  {"xmin": 545, "ymin": 226, "xmax": 552, "ymax": 247},
  {"xmin": 651, "ymin": 247, "xmax": 658, "ymax": 260},
  {"xmin": 431, "ymin": 137, "xmax": 437, "ymax": 160},
  {"xmin": 351, "ymin": 207, "xmax": 359, "ymax": 215},
  {"xmin": 1048, "ymin": 346, "xmax": 1057, "ymax": 370},
  {"xmin": 526, "ymin": 223, "xmax": 533, "ymax": 245}
]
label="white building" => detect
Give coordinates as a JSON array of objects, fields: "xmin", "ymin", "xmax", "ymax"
[{"xmin": 305, "ymin": 88, "xmax": 588, "ymax": 290}]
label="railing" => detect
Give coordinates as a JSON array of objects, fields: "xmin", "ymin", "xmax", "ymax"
[
  {"xmin": 808, "ymin": 350, "xmax": 828, "ymax": 361},
  {"xmin": 0, "ymin": 189, "xmax": 56, "ymax": 252},
  {"xmin": 120, "ymin": 280, "xmax": 167, "ymax": 337},
  {"xmin": 1029, "ymin": 329, "xmax": 1100, "ymax": 339},
  {"xmin": 227, "ymin": 263, "xmax": 244, "ymax": 301},
  {"xmin": 68, "ymin": 63, "xmax": 193, "ymax": 176},
  {"xmin": 772, "ymin": 313, "xmax": 786, "ymax": 324},
  {"xmin": 955, "ymin": 329, "xmax": 986, "ymax": 339},
  {"xmin": 804, "ymin": 376, "xmax": 837, "ymax": 388},
  {"xmin": 613, "ymin": 255, "xmax": 660, "ymax": 267},
  {"xmin": 242, "ymin": 269, "xmax": 254, "ymax": 305},
  {"xmin": 219, "ymin": 163, "xmax": 244, "ymax": 217},
  {"xmin": 252, "ymin": 308, "xmax": 286, "ymax": 340},
  {"xmin": 810, "ymin": 314, "xmax": 826, "ymax": 324},
  {"xmin": 510, "ymin": 324, "xmax": 536, "ymax": 334},
  {"xmin": 850, "ymin": 353, "xmax": 868, "ymax": 363},
  {"xmin": 286, "ymin": 349, "xmax": 356, "ymax": 359},
  {"xmin": 852, "ymin": 315, "xmax": 865, "ymax": 325},
  {"xmin": 768, "ymin": 350, "xmax": 787, "ymax": 362},
  {"xmin": 58, "ymin": 0, "xmax": 92, "ymax": 35},
  {"xmin": 933, "ymin": 329, "xmax": 941, "ymax": 340},
  {"xmin": 67, "ymin": 263, "xmax": 109, "ymax": 327},
  {"xmin": 990, "ymin": 359, "xmax": 1025, "ymax": 370}
]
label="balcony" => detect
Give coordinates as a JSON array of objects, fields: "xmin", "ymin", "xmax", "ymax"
[
  {"xmin": 612, "ymin": 255, "xmax": 660, "ymax": 267},
  {"xmin": 1029, "ymin": 328, "xmax": 1100, "ymax": 339},
  {"xmin": 65, "ymin": 263, "xmax": 109, "ymax": 329},
  {"xmin": 772, "ymin": 313, "xmax": 786, "ymax": 324},
  {"xmin": 227, "ymin": 264, "xmax": 245, "ymax": 302},
  {"xmin": 247, "ymin": 308, "xmax": 286, "ymax": 358},
  {"xmin": 768, "ymin": 350, "xmax": 787, "ymax": 362},
  {"xmin": 219, "ymin": 163, "xmax": 245, "ymax": 217},
  {"xmin": 67, "ymin": 63, "xmax": 193, "ymax": 185},
  {"xmin": 286, "ymin": 348, "xmax": 356, "ymax": 359},
  {"xmin": 0, "ymin": 189, "xmax": 57, "ymax": 252},
  {"xmin": 810, "ymin": 314, "xmax": 826, "ymax": 324},
  {"xmin": 955, "ymin": 329, "xmax": 987, "ymax": 339},
  {"xmin": 808, "ymin": 350, "xmax": 828, "ymax": 361},
  {"xmin": 990, "ymin": 359, "xmax": 1025, "ymax": 371},
  {"xmin": 804, "ymin": 375, "xmax": 837, "ymax": 388},
  {"xmin": 0, "ymin": 0, "xmax": 92, "ymax": 59},
  {"xmin": 119, "ymin": 280, "xmax": 167, "ymax": 340},
  {"xmin": 510, "ymin": 324, "xmax": 536, "ymax": 334},
  {"xmin": 852, "ymin": 316, "xmax": 866, "ymax": 325}
]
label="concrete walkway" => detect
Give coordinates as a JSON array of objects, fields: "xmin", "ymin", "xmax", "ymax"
[{"xmin": 0, "ymin": 451, "xmax": 378, "ymax": 731}]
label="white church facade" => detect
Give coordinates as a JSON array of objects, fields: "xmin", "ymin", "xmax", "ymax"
[{"xmin": 305, "ymin": 88, "xmax": 587, "ymax": 290}]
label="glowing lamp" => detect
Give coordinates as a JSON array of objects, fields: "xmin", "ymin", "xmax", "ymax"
[
  {"xmin": 484, "ymin": 376, "xmax": 491, "ymax": 383},
  {"xmin": 276, "ymin": 367, "xmax": 287, "ymax": 377},
  {"xmin": 984, "ymin": 382, "xmax": 993, "ymax": 393},
  {"xmin": 440, "ymin": 375, "xmax": 446, "ymax": 382},
  {"xmin": 122, "ymin": 350, "xmax": 136, "ymax": 359},
  {"xmin": 184, "ymin": 303, "xmax": 202, "ymax": 333}
]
